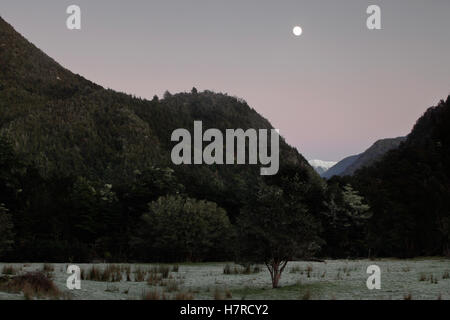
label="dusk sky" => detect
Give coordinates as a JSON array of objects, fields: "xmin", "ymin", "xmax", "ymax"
[{"xmin": 2, "ymin": 0, "xmax": 449, "ymax": 161}]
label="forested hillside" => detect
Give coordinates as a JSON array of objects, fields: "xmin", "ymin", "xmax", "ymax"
[
  {"xmin": 0, "ymin": 17, "xmax": 313, "ymax": 184},
  {"xmin": 0, "ymin": 17, "xmax": 328, "ymax": 262},
  {"xmin": 352, "ymin": 97, "xmax": 450, "ymax": 257}
]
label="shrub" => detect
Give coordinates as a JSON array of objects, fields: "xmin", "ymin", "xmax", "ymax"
[
  {"xmin": 140, "ymin": 196, "xmax": 235, "ymax": 262},
  {"xmin": 0, "ymin": 272, "xmax": 63, "ymax": 299}
]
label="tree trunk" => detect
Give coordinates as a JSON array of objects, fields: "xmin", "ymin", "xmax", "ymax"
[
  {"xmin": 272, "ymin": 270, "xmax": 281, "ymax": 288},
  {"xmin": 266, "ymin": 260, "xmax": 288, "ymax": 288}
]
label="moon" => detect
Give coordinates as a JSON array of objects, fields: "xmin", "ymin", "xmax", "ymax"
[{"xmin": 293, "ymin": 26, "xmax": 303, "ymax": 36}]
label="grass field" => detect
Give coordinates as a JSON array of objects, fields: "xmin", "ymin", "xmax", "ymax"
[{"xmin": 0, "ymin": 258, "xmax": 449, "ymax": 300}]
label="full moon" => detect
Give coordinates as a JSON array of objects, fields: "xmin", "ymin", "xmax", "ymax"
[{"xmin": 293, "ymin": 26, "xmax": 303, "ymax": 36}]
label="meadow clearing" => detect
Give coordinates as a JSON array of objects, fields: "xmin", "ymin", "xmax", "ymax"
[{"xmin": 0, "ymin": 258, "xmax": 449, "ymax": 300}]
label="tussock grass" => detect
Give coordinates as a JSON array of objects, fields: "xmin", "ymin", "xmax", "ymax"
[
  {"xmin": 142, "ymin": 289, "xmax": 165, "ymax": 300},
  {"xmin": 212, "ymin": 287, "xmax": 232, "ymax": 300},
  {"xmin": 419, "ymin": 273, "xmax": 438, "ymax": 284},
  {"xmin": 86, "ymin": 265, "xmax": 101, "ymax": 281},
  {"xmin": 430, "ymin": 275, "xmax": 438, "ymax": 284},
  {"xmin": 306, "ymin": 265, "xmax": 313, "ymax": 277},
  {"xmin": 289, "ymin": 265, "xmax": 303, "ymax": 274},
  {"xmin": 147, "ymin": 273, "xmax": 163, "ymax": 286},
  {"xmin": 338, "ymin": 264, "xmax": 358, "ymax": 276},
  {"xmin": 401, "ymin": 266, "xmax": 410, "ymax": 272},
  {"xmin": 42, "ymin": 263, "xmax": 54, "ymax": 272},
  {"xmin": 174, "ymin": 291, "xmax": 194, "ymax": 300},
  {"xmin": 141, "ymin": 289, "xmax": 193, "ymax": 300},
  {"xmin": 134, "ymin": 267, "xmax": 147, "ymax": 282},
  {"xmin": 223, "ymin": 264, "xmax": 233, "ymax": 274},
  {"xmin": 0, "ymin": 272, "xmax": 65, "ymax": 300},
  {"xmin": 133, "ymin": 265, "xmax": 176, "ymax": 282},
  {"xmin": 158, "ymin": 266, "xmax": 170, "ymax": 279},
  {"xmin": 1, "ymin": 265, "xmax": 18, "ymax": 275},
  {"xmin": 290, "ymin": 264, "xmax": 313, "ymax": 277},
  {"xmin": 162, "ymin": 280, "xmax": 179, "ymax": 292},
  {"xmin": 105, "ymin": 284, "xmax": 119, "ymax": 293},
  {"xmin": 106, "ymin": 265, "xmax": 123, "ymax": 282},
  {"xmin": 223, "ymin": 264, "xmax": 261, "ymax": 275},
  {"xmin": 147, "ymin": 265, "xmax": 170, "ymax": 278},
  {"xmin": 83, "ymin": 265, "xmax": 124, "ymax": 282},
  {"xmin": 301, "ymin": 289, "xmax": 311, "ymax": 300},
  {"xmin": 213, "ymin": 288, "xmax": 224, "ymax": 300}
]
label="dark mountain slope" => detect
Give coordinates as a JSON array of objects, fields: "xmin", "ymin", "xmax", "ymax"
[
  {"xmin": 342, "ymin": 137, "xmax": 406, "ymax": 176},
  {"xmin": 353, "ymin": 97, "xmax": 450, "ymax": 257},
  {"xmin": 323, "ymin": 137, "xmax": 406, "ymax": 179},
  {"xmin": 322, "ymin": 154, "xmax": 359, "ymax": 179},
  {"xmin": 0, "ymin": 16, "xmax": 316, "ymax": 185}
]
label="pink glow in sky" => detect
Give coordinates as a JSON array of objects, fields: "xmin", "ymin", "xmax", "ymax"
[{"xmin": 2, "ymin": 0, "xmax": 449, "ymax": 161}]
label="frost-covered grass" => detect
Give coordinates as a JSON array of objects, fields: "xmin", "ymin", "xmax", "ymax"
[{"xmin": 0, "ymin": 258, "xmax": 448, "ymax": 300}]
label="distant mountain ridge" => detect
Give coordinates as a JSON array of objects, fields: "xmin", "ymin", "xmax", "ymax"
[
  {"xmin": 323, "ymin": 137, "xmax": 406, "ymax": 178},
  {"xmin": 322, "ymin": 155, "xmax": 359, "ymax": 179},
  {"xmin": 308, "ymin": 159, "xmax": 337, "ymax": 175},
  {"xmin": 341, "ymin": 137, "xmax": 407, "ymax": 176}
]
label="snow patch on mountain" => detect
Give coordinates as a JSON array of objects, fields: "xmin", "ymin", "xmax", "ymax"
[{"xmin": 308, "ymin": 159, "xmax": 338, "ymax": 175}]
